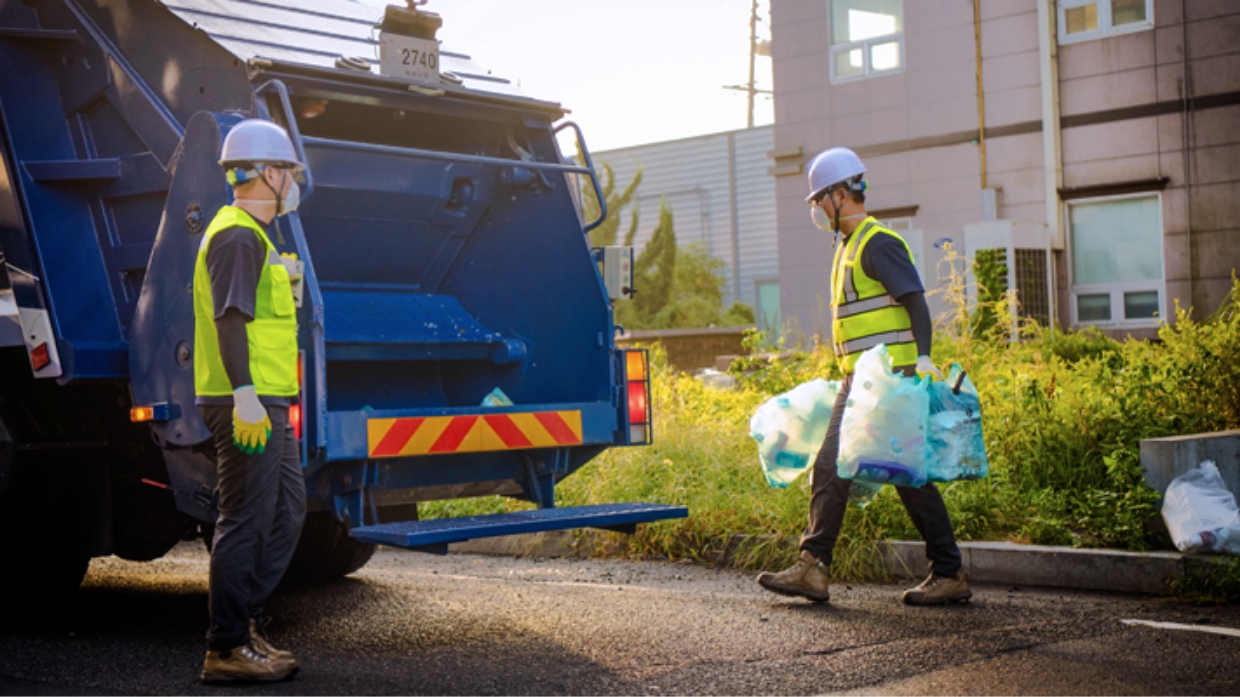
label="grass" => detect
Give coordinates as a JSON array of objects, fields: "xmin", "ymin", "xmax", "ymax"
[{"xmin": 422, "ymin": 271, "xmax": 1240, "ymax": 600}]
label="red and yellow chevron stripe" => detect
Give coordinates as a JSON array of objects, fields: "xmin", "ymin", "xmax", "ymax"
[{"xmin": 367, "ymin": 411, "xmax": 583, "ymax": 458}]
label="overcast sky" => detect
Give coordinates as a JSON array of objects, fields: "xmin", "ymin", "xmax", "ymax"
[{"xmin": 405, "ymin": 0, "xmax": 775, "ymax": 152}]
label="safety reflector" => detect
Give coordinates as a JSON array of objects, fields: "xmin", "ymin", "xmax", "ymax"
[
  {"xmin": 30, "ymin": 342, "xmax": 50, "ymax": 371},
  {"xmin": 367, "ymin": 411, "xmax": 583, "ymax": 458}
]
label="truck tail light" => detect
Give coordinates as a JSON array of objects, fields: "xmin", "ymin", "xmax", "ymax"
[
  {"xmin": 622, "ymin": 349, "xmax": 651, "ymax": 445},
  {"xmin": 289, "ymin": 403, "xmax": 303, "ymax": 441}
]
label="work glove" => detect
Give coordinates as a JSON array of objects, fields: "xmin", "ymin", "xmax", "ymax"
[
  {"xmin": 915, "ymin": 355, "xmax": 943, "ymax": 383},
  {"xmin": 233, "ymin": 385, "xmax": 272, "ymax": 455}
]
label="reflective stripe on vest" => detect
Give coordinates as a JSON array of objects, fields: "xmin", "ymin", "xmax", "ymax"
[
  {"xmin": 830, "ymin": 217, "xmax": 918, "ymax": 374},
  {"xmin": 193, "ymin": 206, "xmax": 299, "ymax": 398}
]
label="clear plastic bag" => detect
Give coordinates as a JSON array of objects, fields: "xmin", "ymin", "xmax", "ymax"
[
  {"xmin": 749, "ymin": 379, "xmax": 840, "ymax": 488},
  {"xmin": 926, "ymin": 365, "xmax": 989, "ymax": 482},
  {"xmin": 1162, "ymin": 461, "xmax": 1240, "ymax": 555},
  {"xmin": 837, "ymin": 345, "xmax": 930, "ymax": 488}
]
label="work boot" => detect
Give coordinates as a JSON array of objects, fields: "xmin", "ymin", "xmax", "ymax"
[
  {"xmin": 201, "ymin": 644, "xmax": 298, "ymax": 684},
  {"xmin": 251, "ymin": 617, "xmax": 297, "ymax": 665},
  {"xmin": 902, "ymin": 567, "xmax": 972, "ymax": 605},
  {"xmin": 756, "ymin": 550, "xmax": 831, "ymax": 602}
]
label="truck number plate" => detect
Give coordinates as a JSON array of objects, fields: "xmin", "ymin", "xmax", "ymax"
[{"xmin": 379, "ymin": 32, "xmax": 440, "ymax": 84}]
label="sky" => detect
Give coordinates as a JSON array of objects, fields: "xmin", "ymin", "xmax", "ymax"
[{"xmin": 379, "ymin": 1, "xmax": 775, "ymax": 152}]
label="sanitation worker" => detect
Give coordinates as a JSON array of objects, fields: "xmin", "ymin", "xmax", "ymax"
[
  {"xmin": 755, "ymin": 147, "xmax": 970, "ymax": 605},
  {"xmin": 194, "ymin": 119, "xmax": 306, "ymax": 682}
]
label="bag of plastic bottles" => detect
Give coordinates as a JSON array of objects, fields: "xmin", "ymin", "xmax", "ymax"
[
  {"xmin": 926, "ymin": 365, "xmax": 989, "ymax": 482},
  {"xmin": 1162, "ymin": 461, "xmax": 1240, "ymax": 555},
  {"xmin": 837, "ymin": 345, "xmax": 930, "ymax": 488},
  {"xmin": 749, "ymin": 379, "xmax": 840, "ymax": 488}
]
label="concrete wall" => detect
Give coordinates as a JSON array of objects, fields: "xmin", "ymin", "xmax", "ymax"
[
  {"xmin": 615, "ymin": 326, "xmax": 751, "ymax": 373},
  {"xmin": 593, "ymin": 126, "xmax": 778, "ymax": 312},
  {"xmin": 770, "ymin": 0, "xmax": 1240, "ymax": 345}
]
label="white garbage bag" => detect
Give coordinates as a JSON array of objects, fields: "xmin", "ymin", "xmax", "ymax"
[
  {"xmin": 837, "ymin": 345, "xmax": 931, "ymax": 488},
  {"xmin": 1162, "ymin": 461, "xmax": 1240, "ymax": 555},
  {"xmin": 749, "ymin": 379, "xmax": 840, "ymax": 488}
]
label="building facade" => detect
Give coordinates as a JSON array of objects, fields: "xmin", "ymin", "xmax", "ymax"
[
  {"xmin": 770, "ymin": 0, "xmax": 1239, "ymax": 343},
  {"xmin": 593, "ymin": 125, "xmax": 781, "ymax": 333}
]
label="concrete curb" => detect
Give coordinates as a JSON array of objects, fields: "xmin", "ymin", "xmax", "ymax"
[{"xmin": 448, "ymin": 531, "xmax": 1220, "ymax": 596}]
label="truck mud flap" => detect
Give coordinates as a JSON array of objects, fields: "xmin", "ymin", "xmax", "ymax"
[{"xmin": 348, "ymin": 502, "xmax": 688, "ymax": 554}]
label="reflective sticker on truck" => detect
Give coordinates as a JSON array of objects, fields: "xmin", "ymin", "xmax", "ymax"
[{"xmin": 367, "ymin": 411, "xmax": 583, "ymax": 458}]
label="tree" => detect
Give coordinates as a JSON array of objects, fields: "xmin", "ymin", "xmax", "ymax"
[{"xmin": 580, "ymin": 157, "xmax": 642, "ymax": 248}]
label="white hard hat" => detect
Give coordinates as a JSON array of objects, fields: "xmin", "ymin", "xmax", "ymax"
[
  {"xmin": 805, "ymin": 147, "xmax": 866, "ymax": 202},
  {"xmin": 219, "ymin": 119, "xmax": 303, "ymax": 169}
]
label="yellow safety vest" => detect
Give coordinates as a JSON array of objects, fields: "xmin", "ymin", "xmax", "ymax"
[
  {"xmin": 830, "ymin": 217, "xmax": 918, "ymax": 375},
  {"xmin": 193, "ymin": 206, "xmax": 299, "ymax": 398}
]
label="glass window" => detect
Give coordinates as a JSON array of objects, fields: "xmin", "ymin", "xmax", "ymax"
[
  {"xmin": 1111, "ymin": 0, "xmax": 1147, "ymax": 25},
  {"xmin": 1068, "ymin": 194, "xmax": 1163, "ymax": 327},
  {"xmin": 1124, "ymin": 291, "xmax": 1160, "ymax": 320},
  {"xmin": 1077, "ymin": 294, "xmax": 1112, "ymax": 322},
  {"xmin": 1064, "ymin": 3, "xmax": 1098, "ymax": 34},
  {"xmin": 1059, "ymin": 0, "xmax": 1152, "ymax": 43},
  {"xmin": 830, "ymin": 0, "xmax": 903, "ymax": 82}
]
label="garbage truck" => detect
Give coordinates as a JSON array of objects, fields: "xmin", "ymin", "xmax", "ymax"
[{"xmin": 0, "ymin": 0, "xmax": 684, "ymax": 598}]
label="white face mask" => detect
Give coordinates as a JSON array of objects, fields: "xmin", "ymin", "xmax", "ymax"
[
  {"xmin": 810, "ymin": 203, "xmax": 866, "ymax": 232},
  {"xmin": 279, "ymin": 171, "xmax": 301, "ymax": 215}
]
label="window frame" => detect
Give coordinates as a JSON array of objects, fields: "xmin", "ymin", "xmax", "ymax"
[
  {"xmin": 1058, "ymin": 0, "xmax": 1154, "ymax": 45},
  {"xmin": 827, "ymin": 0, "xmax": 905, "ymax": 84},
  {"xmin": 1066, "ymin": 191, "xmax": 1165, "ymax": 330}
]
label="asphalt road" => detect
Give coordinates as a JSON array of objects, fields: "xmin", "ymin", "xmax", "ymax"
[{"xmin": 2, "ymin": 541, "xmax": 1239, "ymax": 695}]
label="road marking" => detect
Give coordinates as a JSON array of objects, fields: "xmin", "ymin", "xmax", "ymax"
[{"xmin": 1122, "ymin": 619, "xmax": 1240, "ymax": 638}]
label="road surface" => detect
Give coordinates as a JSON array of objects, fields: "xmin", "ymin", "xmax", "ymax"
[{"xmin": 2, "ymin": 542, "xmax": 1238, "ymax": 695}]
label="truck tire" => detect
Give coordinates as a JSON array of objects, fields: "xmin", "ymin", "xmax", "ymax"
[{"xmin": 281, "ymin": 512, "xmax": 376, "ymax": 583}]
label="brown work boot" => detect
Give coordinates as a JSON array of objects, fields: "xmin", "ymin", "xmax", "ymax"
[
  {"xmin": 201, "ymin": 644, "xmax": 298, "ymax": 684},
  {"xmin": 902, "ymin": 568, "xmax": 972, "ymax": 605},
  {"xmin": 251, "ymin": 617, "xmax": 296, "ymax": 665},
  {"xmin": 756, "ymin": 550, "xmax": 831, "ymax": 602}
]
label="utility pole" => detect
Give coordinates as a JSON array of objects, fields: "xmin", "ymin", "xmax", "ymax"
[{"xmin": 723, "ymin": 0, "xmax": 771, "ymax": 128}]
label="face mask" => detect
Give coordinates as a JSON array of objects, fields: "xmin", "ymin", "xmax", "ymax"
[
  {"xmin": 811, "ymin": 205, "xmax": 833, "ymax": 231},
  {"xmin": 810, "ymin": 203, "xmax": 866, "ymax": 232},
  {"xmin": 278, "ymin": 171, "xmax": 301, "ymax": 215}
]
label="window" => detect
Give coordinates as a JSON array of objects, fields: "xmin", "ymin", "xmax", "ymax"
[
  {"xmin": 756, "ymin": 281, "xmax": 781, "ymax": 336},
  {"xmin": 829, "ymin": 0, "xmax": 903, "ymax": 83},
  {"xmin": 1067, "ymin": 193, "xmax": 1164, "ymax": 328},
  {"xmin": 1058, "ymin": 0, "xmax": 1153, "ymax": 44}
]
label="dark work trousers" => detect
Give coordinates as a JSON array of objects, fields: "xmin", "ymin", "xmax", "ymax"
[
  {"xmin": 800, "ymin": 375, "xmax": 963, "ymax": 577},
  {"xmin": 201, "ymin": 405, "xmax": 306, "ymax": 652}
]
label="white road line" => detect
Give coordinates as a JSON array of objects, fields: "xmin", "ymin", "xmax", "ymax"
[{"xmin": 1121, "ymin": 619, "xmax": 1240, "ymax": 638}]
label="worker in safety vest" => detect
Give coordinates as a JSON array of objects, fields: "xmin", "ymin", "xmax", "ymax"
[
  {"xmin": 195, "ymin": 119, "xmax": 306, "ymax": 683},
  {"xmin": 756, "ymin": 147, "xmax": 970, "ymax": 606}
]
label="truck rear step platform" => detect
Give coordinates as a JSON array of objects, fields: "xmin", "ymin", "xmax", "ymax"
[{"xmin": 349, "ymin": 503, "xmax": 688, "ymax": 553}]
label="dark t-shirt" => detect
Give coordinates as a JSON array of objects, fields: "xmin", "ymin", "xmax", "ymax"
[
  {"xmin": 858, "ymin": 227, "xmax": 924, "ymax": 301},
  {"xmin": 198, "ymin": 222, "xmax": 294, "ymax": 407}
]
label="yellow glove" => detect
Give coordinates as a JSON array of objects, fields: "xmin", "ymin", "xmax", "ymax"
[
  {"xmin": 279, "ymin": 252, "xmax": 302, "ymax": 284},
  {"xmin": 233, "ymin": 385, "xmax": 272, "ymax": 455},
  {"xmin": 915, "ymin": 355, "xmax": 943, "ymax": 383}
]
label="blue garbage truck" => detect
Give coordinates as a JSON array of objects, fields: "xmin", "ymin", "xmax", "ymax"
[{"xmin": 0, "ymin": 0, "xmax": 684, "ymax": 596}]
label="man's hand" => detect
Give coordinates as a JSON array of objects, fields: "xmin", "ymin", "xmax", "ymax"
[
  {"xmin": 916, "ymin": 355, "xmax": 942, "ymax": 383},
  {"xmin": 233, "ymin": 385, "xmax": 272, "ymax": 455}
]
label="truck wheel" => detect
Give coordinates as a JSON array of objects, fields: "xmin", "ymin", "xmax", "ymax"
[{"xmin": 281, "ymin": 512, "xmax": 376, "ymax": 583}]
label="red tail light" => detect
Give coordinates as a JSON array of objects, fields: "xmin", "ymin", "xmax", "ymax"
[
  {"xmin": 621, "ymin": 349, "xmax": 651, "ymax": 444},
  {"xmin": 292, "ymin": 350, "xmax": 305, "ymax": 441}
]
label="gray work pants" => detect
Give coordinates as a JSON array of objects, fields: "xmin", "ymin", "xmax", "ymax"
[
  {"xmin": 201, "ymin": 405, "xmax": 306, "ymax": 651},
  {"xmin": 800, "ymin": 375, "xmax": 963, "ymax": 577}
]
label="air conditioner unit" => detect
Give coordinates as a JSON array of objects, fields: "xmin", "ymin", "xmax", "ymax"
[{"xmin": 962, "ymin": 220, "xmax": 1055, "ymax": 328}]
